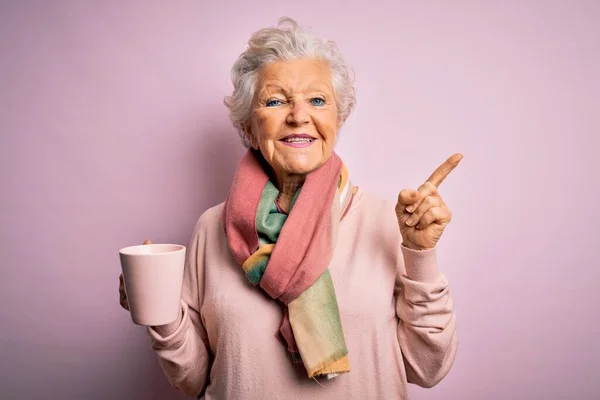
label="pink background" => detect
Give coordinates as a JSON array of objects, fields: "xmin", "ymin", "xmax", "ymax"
[{"xmin": 1, "ymin": 1, "xmax": 598, "ymax": 398}]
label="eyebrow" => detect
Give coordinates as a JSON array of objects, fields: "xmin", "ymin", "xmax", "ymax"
[
  {"xmin": 261, "ymin": 84, "xmax": 290, "ymax": 95},
  {"xmin": 259, "ymin": 82, "xmax": 331, "ymax": 97}
]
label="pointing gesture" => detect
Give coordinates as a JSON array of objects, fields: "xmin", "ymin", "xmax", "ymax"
[{"xmin": 395, "ymin": 154, "xmax": 463, "ymax": 250}]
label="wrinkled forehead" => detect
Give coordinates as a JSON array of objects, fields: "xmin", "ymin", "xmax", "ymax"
[{"xmin": 256, "ymin": 59, "xmax": 334, "ymax": 93}]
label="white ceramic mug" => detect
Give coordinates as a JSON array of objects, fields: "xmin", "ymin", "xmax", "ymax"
[{"xmin": 119, "ymin": 243, "xmax": 186, "ymax": 326}]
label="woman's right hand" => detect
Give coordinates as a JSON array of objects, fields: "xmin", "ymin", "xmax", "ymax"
[{"xmin": 118, "ymin": 238, "xmax": 152, "ymax": 311}]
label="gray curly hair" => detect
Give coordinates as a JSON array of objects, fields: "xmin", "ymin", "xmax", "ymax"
[{"xmin": 224, "ymin": 17, "xmax": 356, "ymax": 146}]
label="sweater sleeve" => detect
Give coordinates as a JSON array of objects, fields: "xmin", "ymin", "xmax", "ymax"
[
  {"xmin": 146, "ymin": 217, "xmax": 212, "ymax": 398},
  {"xmin": 395, "ymin": 244, "xmax": 458, "ymax": 388}
]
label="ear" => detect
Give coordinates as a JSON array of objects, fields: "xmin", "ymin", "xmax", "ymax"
[
  {"xmin": 337, "ymin": 112, "xmax": 345, "ymax": 129},
  {"xmin": 242, "ymin": 125, "xmax": 259, "ymax": 150}
]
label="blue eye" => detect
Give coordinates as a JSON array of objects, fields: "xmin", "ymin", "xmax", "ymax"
[
  {"xmin": 265, "ymin": 99, "xmax": 282, "ymax": 107},
  {"xmin": 311, "ymin": 98, "xmax": 325, "ymax": 106}
]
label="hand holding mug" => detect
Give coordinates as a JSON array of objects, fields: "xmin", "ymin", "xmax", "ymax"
[
  {"xmin": 118, "ymin": 239, "xmax": 186, "ymax": 328},
  {"xmin": 119, "ymin": 238, "xmax": 151, "ymax": 311}
]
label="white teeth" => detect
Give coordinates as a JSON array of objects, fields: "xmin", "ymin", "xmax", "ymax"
[{"xmin": 284, "ymin": 138, "xmax": 313, "ymax": 143}]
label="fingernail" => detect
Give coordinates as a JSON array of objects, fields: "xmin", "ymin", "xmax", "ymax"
[
  {"xmin": 406, "ymin": 217, "xmax": 413, "ymax": 226},
  {"xmin": 406, "ymin": 206, "xmax": 413, "ymax": 213}
]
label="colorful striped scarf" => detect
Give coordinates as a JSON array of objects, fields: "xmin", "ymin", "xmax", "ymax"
[{"xmin": 223, "ymin": 150, "xmax": 353, "ymax": 379}]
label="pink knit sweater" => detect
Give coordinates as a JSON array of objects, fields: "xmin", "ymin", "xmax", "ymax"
[{"xmin": 147, "ymin": 188, "xmax": 457, "ymax": 399}]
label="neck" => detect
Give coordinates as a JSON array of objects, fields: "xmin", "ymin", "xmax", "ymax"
[{"xmin": 275, "ymin": 173, "xmax": 306, "ymax": 213}]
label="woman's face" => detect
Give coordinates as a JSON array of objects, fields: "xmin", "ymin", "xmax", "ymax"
[{"xmin": 248, "ymin": 59, "xmax": 339, "ymax": 181}]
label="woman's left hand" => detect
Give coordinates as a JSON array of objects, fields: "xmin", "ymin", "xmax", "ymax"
[{"xmin": 395, "ymin": 154, "xmax": 463, "ymax": 250}]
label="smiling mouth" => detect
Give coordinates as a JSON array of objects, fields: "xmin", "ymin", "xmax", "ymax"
[
  {"xmin": 282, "ymin": 137, "xmax": 314, "ymax": 143},
  {"xmin": 280, "ymin": 134, "xmax": 316, "ymax": 143}
]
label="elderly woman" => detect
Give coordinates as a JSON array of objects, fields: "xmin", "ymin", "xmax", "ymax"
[{"xmin": 119, "ymin": 17, "xmax": 461, "ymax": 399}]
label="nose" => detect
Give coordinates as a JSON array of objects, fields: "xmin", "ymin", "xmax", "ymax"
[{"xmin": 286, "ymin": 101, "xmax": 310, "ymax": 125}]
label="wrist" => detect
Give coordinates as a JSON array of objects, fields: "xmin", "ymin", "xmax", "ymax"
[
  {"xmin": 402, "ymin": 240, "xmax": 425, "ymax": 251},
  {"xmin": 401, "ymin": 245, "xmax": 440, "ymax": 282}
]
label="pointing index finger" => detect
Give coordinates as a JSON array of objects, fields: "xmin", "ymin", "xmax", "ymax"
[{"xmin": 426, "ymin": 153, "xmax": 464, "ymax": 187}]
